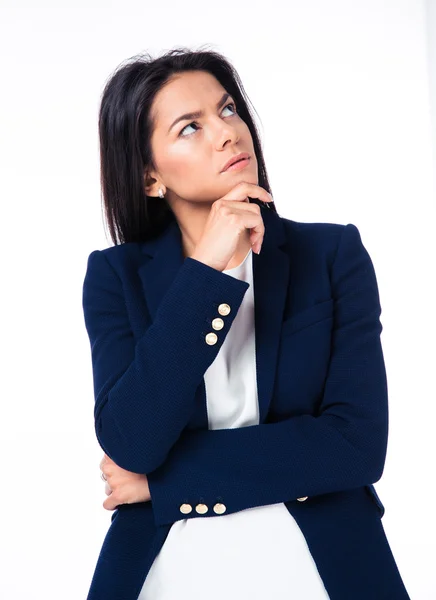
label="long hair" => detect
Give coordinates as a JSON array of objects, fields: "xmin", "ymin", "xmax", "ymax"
[{"xmin": 98, "ymin": 45, "xmax": 279, "ymax": 245}]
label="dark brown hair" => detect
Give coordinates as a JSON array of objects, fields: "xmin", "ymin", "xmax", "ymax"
[{"xmin": 98, "ymin": 45, "xmax": 278, "ymax": 245}]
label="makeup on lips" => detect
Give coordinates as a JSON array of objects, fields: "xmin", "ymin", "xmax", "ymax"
[
  {"xmin": 224, "ymin": 157, "xmax": 251, "ymax": 172},
  {"xmin": 221, "ymin": 152, "xmax": 251, "ymax": 172}
]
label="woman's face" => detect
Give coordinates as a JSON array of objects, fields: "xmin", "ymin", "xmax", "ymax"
[{"xmin": 145, "ymin": 70, "xmax": 258, "ymax": 206}]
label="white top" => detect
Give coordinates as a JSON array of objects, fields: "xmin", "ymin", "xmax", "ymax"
[{"xmin": 138, "ymin": 248, "xmax": 330, "ymax": 600}]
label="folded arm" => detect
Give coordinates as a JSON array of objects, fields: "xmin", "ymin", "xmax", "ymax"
[
  {"xmin": 146, "ymin": 223, "xmax": 389, "ymax": 526},
  {"xmin": 82, "ymin": 251, "xmax": 249, "ymax": 474}
]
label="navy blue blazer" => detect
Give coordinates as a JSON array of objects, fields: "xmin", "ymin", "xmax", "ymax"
[{"xmin": 82, "ymin": 205, "xmax": 411, "ymax": 599}]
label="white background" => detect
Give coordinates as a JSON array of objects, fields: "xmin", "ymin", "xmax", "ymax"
[{"xmin": 1, "ymin": 0, "xmax": 435, "ymax": 598}]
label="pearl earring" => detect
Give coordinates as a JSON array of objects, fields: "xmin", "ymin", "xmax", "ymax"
[{"xmin": 158, "ymin": 188, "xmax": 165, "ymax": 199}]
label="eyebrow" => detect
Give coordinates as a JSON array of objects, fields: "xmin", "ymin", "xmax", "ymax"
[{"xmin": 167, "ymin": 92, "xmax": 232, "ymax": 134}]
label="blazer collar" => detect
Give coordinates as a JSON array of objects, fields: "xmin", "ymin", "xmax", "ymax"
[{"xmin": 138, "ymin": 205, "xmax": 290, "ymax": 424}]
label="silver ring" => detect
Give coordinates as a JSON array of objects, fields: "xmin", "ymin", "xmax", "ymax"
[{"xmin": 100, "ymin": 471, "xmax": 107, "ymax": 482}]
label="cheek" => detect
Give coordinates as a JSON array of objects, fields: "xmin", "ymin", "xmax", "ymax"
[
  {"xmin": 160, "ymin": 145, "xmax": 220, "ymax": 200},
  {"xmin": 162, "ymin": 144, "xmax": 207, "ymax": 182}
]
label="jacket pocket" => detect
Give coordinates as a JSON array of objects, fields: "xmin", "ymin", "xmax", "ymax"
[
  {"xmin": 365, "ymin": 484, "xmax": 385, "ymax": 518},
  {"xmin": 281, "ymin": 298, "xmax": 334, "ymax": 338}
]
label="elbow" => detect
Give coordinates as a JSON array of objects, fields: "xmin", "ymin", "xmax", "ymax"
[
  {"xmin": 366, "ymin": 425, "xmax": 388, "ymax": 484},
  {"xmin": 94, "ymin": 413, "xmax": 171, "ymax": 474},
  {"xmin": 94, "ymin": 416, "xmax": 153, "ymax": 474},
  {"xmin": 370, "ymin": 449, "xmax": 387, "ymax": 483}
]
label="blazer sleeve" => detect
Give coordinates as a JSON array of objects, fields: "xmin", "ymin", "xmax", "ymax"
[
  {"xmin": 146, "ymin": 223, "xmax": 390, "ymax": 527},
  {"xmin": 82, "ymin": 250, "xmax": 250, "ymax": 473}
]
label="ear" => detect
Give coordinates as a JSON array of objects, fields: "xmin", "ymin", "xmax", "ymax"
[{"xmin": 144, "ymin": 170, "xmax": 161, "ymax": 197}]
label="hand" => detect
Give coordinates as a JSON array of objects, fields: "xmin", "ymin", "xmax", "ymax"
[
  {"xmin": 99, "ymin": 453, "xmax": 151, "ymax": 511},
  {"xmin": 190, "ymin": 182, "xmax": 273, "ymax": 272}
]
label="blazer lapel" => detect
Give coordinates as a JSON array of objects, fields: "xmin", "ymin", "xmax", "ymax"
[
  {"xmin": 252, "ymin": 208, "xmax": 290, "ymax": 422},
  {"xmin": 137, "ymin": 205, "xmax": 290, "ymax": 425}
]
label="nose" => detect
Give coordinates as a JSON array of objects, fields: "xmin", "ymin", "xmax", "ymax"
[{"xmin": 210, "ymin": 115, "xmax": 239, "ymax": 149}]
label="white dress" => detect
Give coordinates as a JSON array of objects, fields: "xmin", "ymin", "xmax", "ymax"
[{"xmin": 138, "ymin": 248, "xmax": 330, "ymax": 599}]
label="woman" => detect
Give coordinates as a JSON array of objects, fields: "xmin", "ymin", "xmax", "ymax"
[{"xmin": 82, "ymin": 47, "xmax": 411, "ymax": 599}]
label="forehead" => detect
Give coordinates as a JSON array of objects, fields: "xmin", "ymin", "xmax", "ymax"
[{"xmin": 151, "ymin": 71, "xmax": 228, "ymax": 131}]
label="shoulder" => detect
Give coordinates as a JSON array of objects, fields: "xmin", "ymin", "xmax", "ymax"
[
  {"xmin": 279, "ymin": 214, "xmax": 346, "ymax": 239},
  {"xmin": 275, "ymin": 213, "xmax": 356, "ymax": 263},
  {"xmin": 86, "ymin": 241, "xmax": 143, "ymax": 272},
  {"xmin": 82, "ymin": 242, "xmax": 145, "ymax": 295}
]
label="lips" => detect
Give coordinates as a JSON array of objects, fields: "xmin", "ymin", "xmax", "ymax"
[{"xmin": 221, "ymin": 152, "xmax": 250, "ymax": 172}]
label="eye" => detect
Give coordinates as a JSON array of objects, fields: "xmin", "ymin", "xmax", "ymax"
[{"xmin": 178, "ymin": 102, "xmax": 237, "ymax": 138}]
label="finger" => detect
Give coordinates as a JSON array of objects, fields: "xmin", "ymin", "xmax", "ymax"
[
  {"xmin": 103, "ymin": 494, "xmax": 120, "ymax": 511},
  {"xmin": 223, "ymin": 205, "xmax": 265, "ymax": 242},
  {"xmin": 222, "ymin": 183, "xmax": 272, "ymax": 204},
  {"xmin": 217, "ymin": 200, "xmax": 264, "ymax": 244}
]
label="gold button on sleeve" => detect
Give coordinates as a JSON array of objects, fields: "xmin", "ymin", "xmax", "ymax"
[
  {"xmin": 195, "ymin": 503, "xmax": 209, "ymax": 515},
  {"xmin": 212, "ymin": 317, "xmax": 224, "ymax": 330},
  {"xmin": 205, "ymin": 332, "xmax": 218, "ymax": 345},
  {"xmin": 213, "ymin": 502, "xmax": 227, "ymax": 515},
  {"xmin": 218, "ymin": 303, "xmax": 231, "ymax": 316},
  {"xmin": 180, "ymin": 503, "xmax": 193, "ymax": 514}
]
